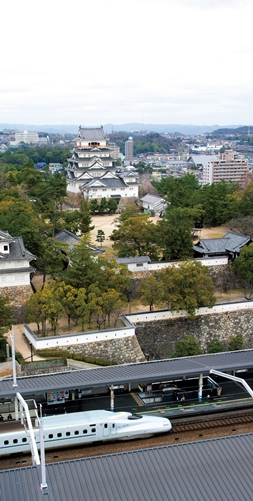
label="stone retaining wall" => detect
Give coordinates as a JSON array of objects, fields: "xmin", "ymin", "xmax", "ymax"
[
  {"xmin": 135, "ymin": 310, "xmax": 253, "ymax": 360},
  {"xmin": 0, "ymin": 285, "xmax": 33, "ymax": 323},
  {"xmin": 57, "ymin": 336, "xmax": 146, "ymax": 364}
]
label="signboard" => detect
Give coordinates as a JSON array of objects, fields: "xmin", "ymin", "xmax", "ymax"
[{"xmin": 47, "ymin": 390, "xmax": 69, "ymax": 405}]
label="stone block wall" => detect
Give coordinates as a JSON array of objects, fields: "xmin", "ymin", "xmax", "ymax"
[
  {"xmin": 57, "ymin": 336, "xmax": 146, "ymax": 364},
  {"xmin": 135, "ymin": 310, "xmax": 253, "ymax": 360},
  {"xmin": 0, "ymin": 285, "xmax": 33, "ymax": 323}
]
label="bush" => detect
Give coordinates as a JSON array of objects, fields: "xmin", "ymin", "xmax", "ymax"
[
  {"xmin": 207, "ymin": 339, "xmax": 224, "ymax": 354},
  {"xmin": 36, "ymin": 349, "xmax": 117, "ymax": 366},
  {"xmin": 228, "ymin": 334, "xmax": 243, "ymax": 351}
]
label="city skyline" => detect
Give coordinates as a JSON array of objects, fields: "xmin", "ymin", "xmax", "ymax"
[{"xmin": 1, "ymin": 0, "xmax": 253, "ymax": 126}]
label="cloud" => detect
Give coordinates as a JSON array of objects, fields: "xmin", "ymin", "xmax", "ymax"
[{"xmin": 1, "ymin": 0, "xmax": 253, "ymax": 126}]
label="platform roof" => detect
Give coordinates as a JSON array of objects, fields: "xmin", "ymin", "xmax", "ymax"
[
  {"xmin": 1, "ymin": 350, "xmax": 253, "ymax": 399},
  {"xmin": 1, "ymin": 433, "xmax": 253, "ymax": 501}
]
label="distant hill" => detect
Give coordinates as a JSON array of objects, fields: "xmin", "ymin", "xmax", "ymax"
[
  {"xmin": 212, "ymin": 126, "xmax": 252, "ymax": 135},
  {"xmin": 0, "ymin": 122, "xmax": 247, "ymax": 136}
]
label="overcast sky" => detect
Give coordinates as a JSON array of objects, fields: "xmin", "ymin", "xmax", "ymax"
[{"xmin": 1, "ymin": 0, "xmax": 253, "ymax": 127}]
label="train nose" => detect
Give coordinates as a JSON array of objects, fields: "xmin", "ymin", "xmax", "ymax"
[{"xmin": 162, "ymin": 418, "xmax": 172, "ymax": 430}]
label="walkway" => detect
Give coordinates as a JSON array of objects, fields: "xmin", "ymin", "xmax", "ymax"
[{"xmin": 5, "ymin": 325, "xmax": 43, "ymax": 362}]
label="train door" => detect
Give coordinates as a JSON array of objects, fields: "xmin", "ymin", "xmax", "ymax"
[
  {"xmin": 110, "ymin": 423, "xmax": 116, "ymax": 436},
  {"xmin": 103, "ymin": 423, "xmax": 109, "ymax": 437}
]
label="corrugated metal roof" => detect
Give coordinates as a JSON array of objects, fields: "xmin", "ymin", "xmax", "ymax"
[
  {"xmin": 1, "ymin": 350, "xmax": 253, "ymax": 398},
  {"xmin": 1, "ymin": 433, "xmax": 253, "ymax": 501}
]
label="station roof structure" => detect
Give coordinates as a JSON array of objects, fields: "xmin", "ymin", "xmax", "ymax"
[
  {"xmin": 1, "ymin": 350, "xmax": 253, "ymax": 399},
  {"xmin": 1, "ymin": 433, "xmax": 253, "ymax": 501}
]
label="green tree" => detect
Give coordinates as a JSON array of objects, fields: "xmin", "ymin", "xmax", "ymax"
[
  {"xmin": 36, "ymin": 237, "xmax": 69, "ymax": 283},
  {"xmin": 75, "ymin": 288, "xmax": 88, "ymax": 330},
  {"xmin": 56, "ymin": 282, "xmax": 78, "ymax": 328},
  {"xmin": 157, "ymin": 207, "xmax": 204, "ymax": 261},
  {"xmin": 172, "ymin": 335, "xmax": 202, "ymax": 357},
  {"xmin": 98, "ymin": 197, "xmax": 107, "ymax": 215},
  {"xmin": 107, "ymin": 198, "xmax": 118, "ymax": 214},
  {"xmin": 79, "ymin": 199, "xmax": 95, "ymax": 234},
  {"xmin": 64, "ymin": 235, "xmax": 100, "ymax": 289},
  {"xmin": 0, "ymin": 296, "xmax": 14, "ymax": 360},
  {"xmin": 233, "ymin": 243, "xmax": 253, "ymax": 299},
  {"xmin": 207, "ymin": 339, "xmax": 224, "ymax": 354},
  {"xmin": 158, "ymin": 261, "xmax": 216, "ymax": 318},
  {"xmin": 90, "ymin": 198, "xmax": 99, "ymax": 214},
  {"xmin": 96, "ymin": 229, "xmax": 105, "ymax": 247},
  {"xmin": 0, "ymin": 296, "xmax": 14, "ymax": 334},
  {"xmin": 113, "ymin": 215, "xmax": 159, "ymax": 259},
  {"xmin": 25, "ymin": 290, "xmax": 47, "ymax": 333},
  {"xmin": 40, "ymin": 282, "xmax": 64, "ymax": 335},
  {"xmin": 156, "ymin": 173, "xmax": 200, "ymax": 208},
  {"xmin": 138, "ymin": 274, "xmax": 165, "ymax": 311},
  {"xmin": 195, "ymin": 181, "xmax": 239, "ymax": 227},
  {"xmin": 228, "ymin": 334, "xmax": 244, "ymax": 351},
  {"xmin": 86, "ymin": 285, "xmax": 103, "ymax": 328},
  {"xmin": 101, "ymin": 289, "xmax": 126, "ymax": 327}
]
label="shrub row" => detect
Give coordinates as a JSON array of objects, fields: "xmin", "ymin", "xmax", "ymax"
[{"xmin": 36, "ymin": 349, "xmax": 117, "ymax": 366}]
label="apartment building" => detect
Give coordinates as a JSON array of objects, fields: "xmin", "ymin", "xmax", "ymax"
[
  {"xmin": 13, "ymin": 130, "xmax": 39, "ymax": 144},
  {"xmin": 202, "ymin": 150, "xmax": 249, "ymax": 185}
]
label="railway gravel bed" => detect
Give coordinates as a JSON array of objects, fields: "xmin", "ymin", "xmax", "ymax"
[{"xmin": 1, "ymin": 409, "xmax": 253, "ymax": 471}]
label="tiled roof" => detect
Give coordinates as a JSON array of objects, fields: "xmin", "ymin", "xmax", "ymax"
[
  {"xmin": 1, "ymin": 236, "xmax": 35, "ymax": 261},
  {"xmin": 83, "ymin": 177, "xmax": 128, "ymax": 189},
  {"xmin": 195, "ymin": 231, "xmax": 251, "ymax": 255},
  {"xmin": 140, "ymin": 194, "xmax": 165, "ymax": 204},
  {"xmin": 116, "ymin": 256, "xmax": 151, "ymax": 264},
  {"xmin": 222, "ymin": 231, "xmax": 251, "ymax": 252},
  {"xmin": 54, "ymin": 230, "xmax": 79, "ymax": 245},
  {"xmin": 78, "ymin": 126, "xmax": 106, "ymax": 140}
]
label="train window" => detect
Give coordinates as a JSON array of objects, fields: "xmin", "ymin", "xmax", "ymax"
[
  {"xmin": 13, "ymin": 439, "xmax": 18, "ymax": 444},
  {"xmin": 83, "ymin": 429, "xmax": 87, "ymax": 434},
  {"xmin": 57, "ymin": 433, "xmax": 62, "ymax": 438},
  {"xmin": 74, "ymin": 430, "xmax": 79, "ymax": 435},
  {"xmin": 4, "ymin": 440, "xmax": 9, "ymax": 445},
  {"xmin": 66, "ymin": 432, "xmax": 70, "ymax": 437},
  {"xmin": 22, "ymin": 438, "xmax": 27, "ymax": 443},
  {"xmin": 91, "ymin": 428, "xmax": 96, "ymax": 433},
  {"xmin": 128, "ymin": 414, "xmax": 142, "ymax": 420},
  {"xmin": 49, "ymin": 434, "xmax": 53, "ymax": 439},
  {"xmin": 112, "ymin": 424, "xmax": 115, "ymax": 428},
  {"xmin": 104, "ymin": 424, "xmax": 108, "ymax": 429}
]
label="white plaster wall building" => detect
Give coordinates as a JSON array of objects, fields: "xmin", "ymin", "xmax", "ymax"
[
  {"xmin": 67, "ymin": 126, "xmax": 138, "ymax": 200},
  {"xmin": 0, "ymin": 231, "xmax": 35, "ymax": 288}
]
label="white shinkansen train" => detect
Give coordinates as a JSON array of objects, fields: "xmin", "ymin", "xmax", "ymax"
[{"xmin": 0, "ymin": 410, "xmax": 172, "ymax": 456}]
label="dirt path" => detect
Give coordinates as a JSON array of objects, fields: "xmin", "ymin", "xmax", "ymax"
[{"xmin": 90, "ymin": 215, "xmax": 228, "ymax": 247}]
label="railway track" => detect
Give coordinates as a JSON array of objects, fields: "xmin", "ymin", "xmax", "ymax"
[{"xmin": 1, "ymin": 409, "xmax": 253, "ymax": 471}]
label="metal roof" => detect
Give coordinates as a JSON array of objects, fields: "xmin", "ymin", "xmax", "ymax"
[
  {"xmin": 1, "ymin": 350, "xmax": 253, "ymax": 399},
  {"xmin": 1, "ymin": 433, "xmax": 253, "ymax": 501}
]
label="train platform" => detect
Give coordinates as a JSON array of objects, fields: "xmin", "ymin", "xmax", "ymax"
[{"xmin": 41, "ymin": 390, "xmax": 253, "ymax": 419}]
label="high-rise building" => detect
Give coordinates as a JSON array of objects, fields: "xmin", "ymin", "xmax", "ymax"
[
  {"xmin": 202, "ymin": 150, "xmax": 249, "ymax": 185},
  {"xmin": 14, "ymin": 130, "xmax": 39, "ymax": 144},
  {"xmin": 125, "ymin": 136, "xmax": 134, "ymax": 164}
]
